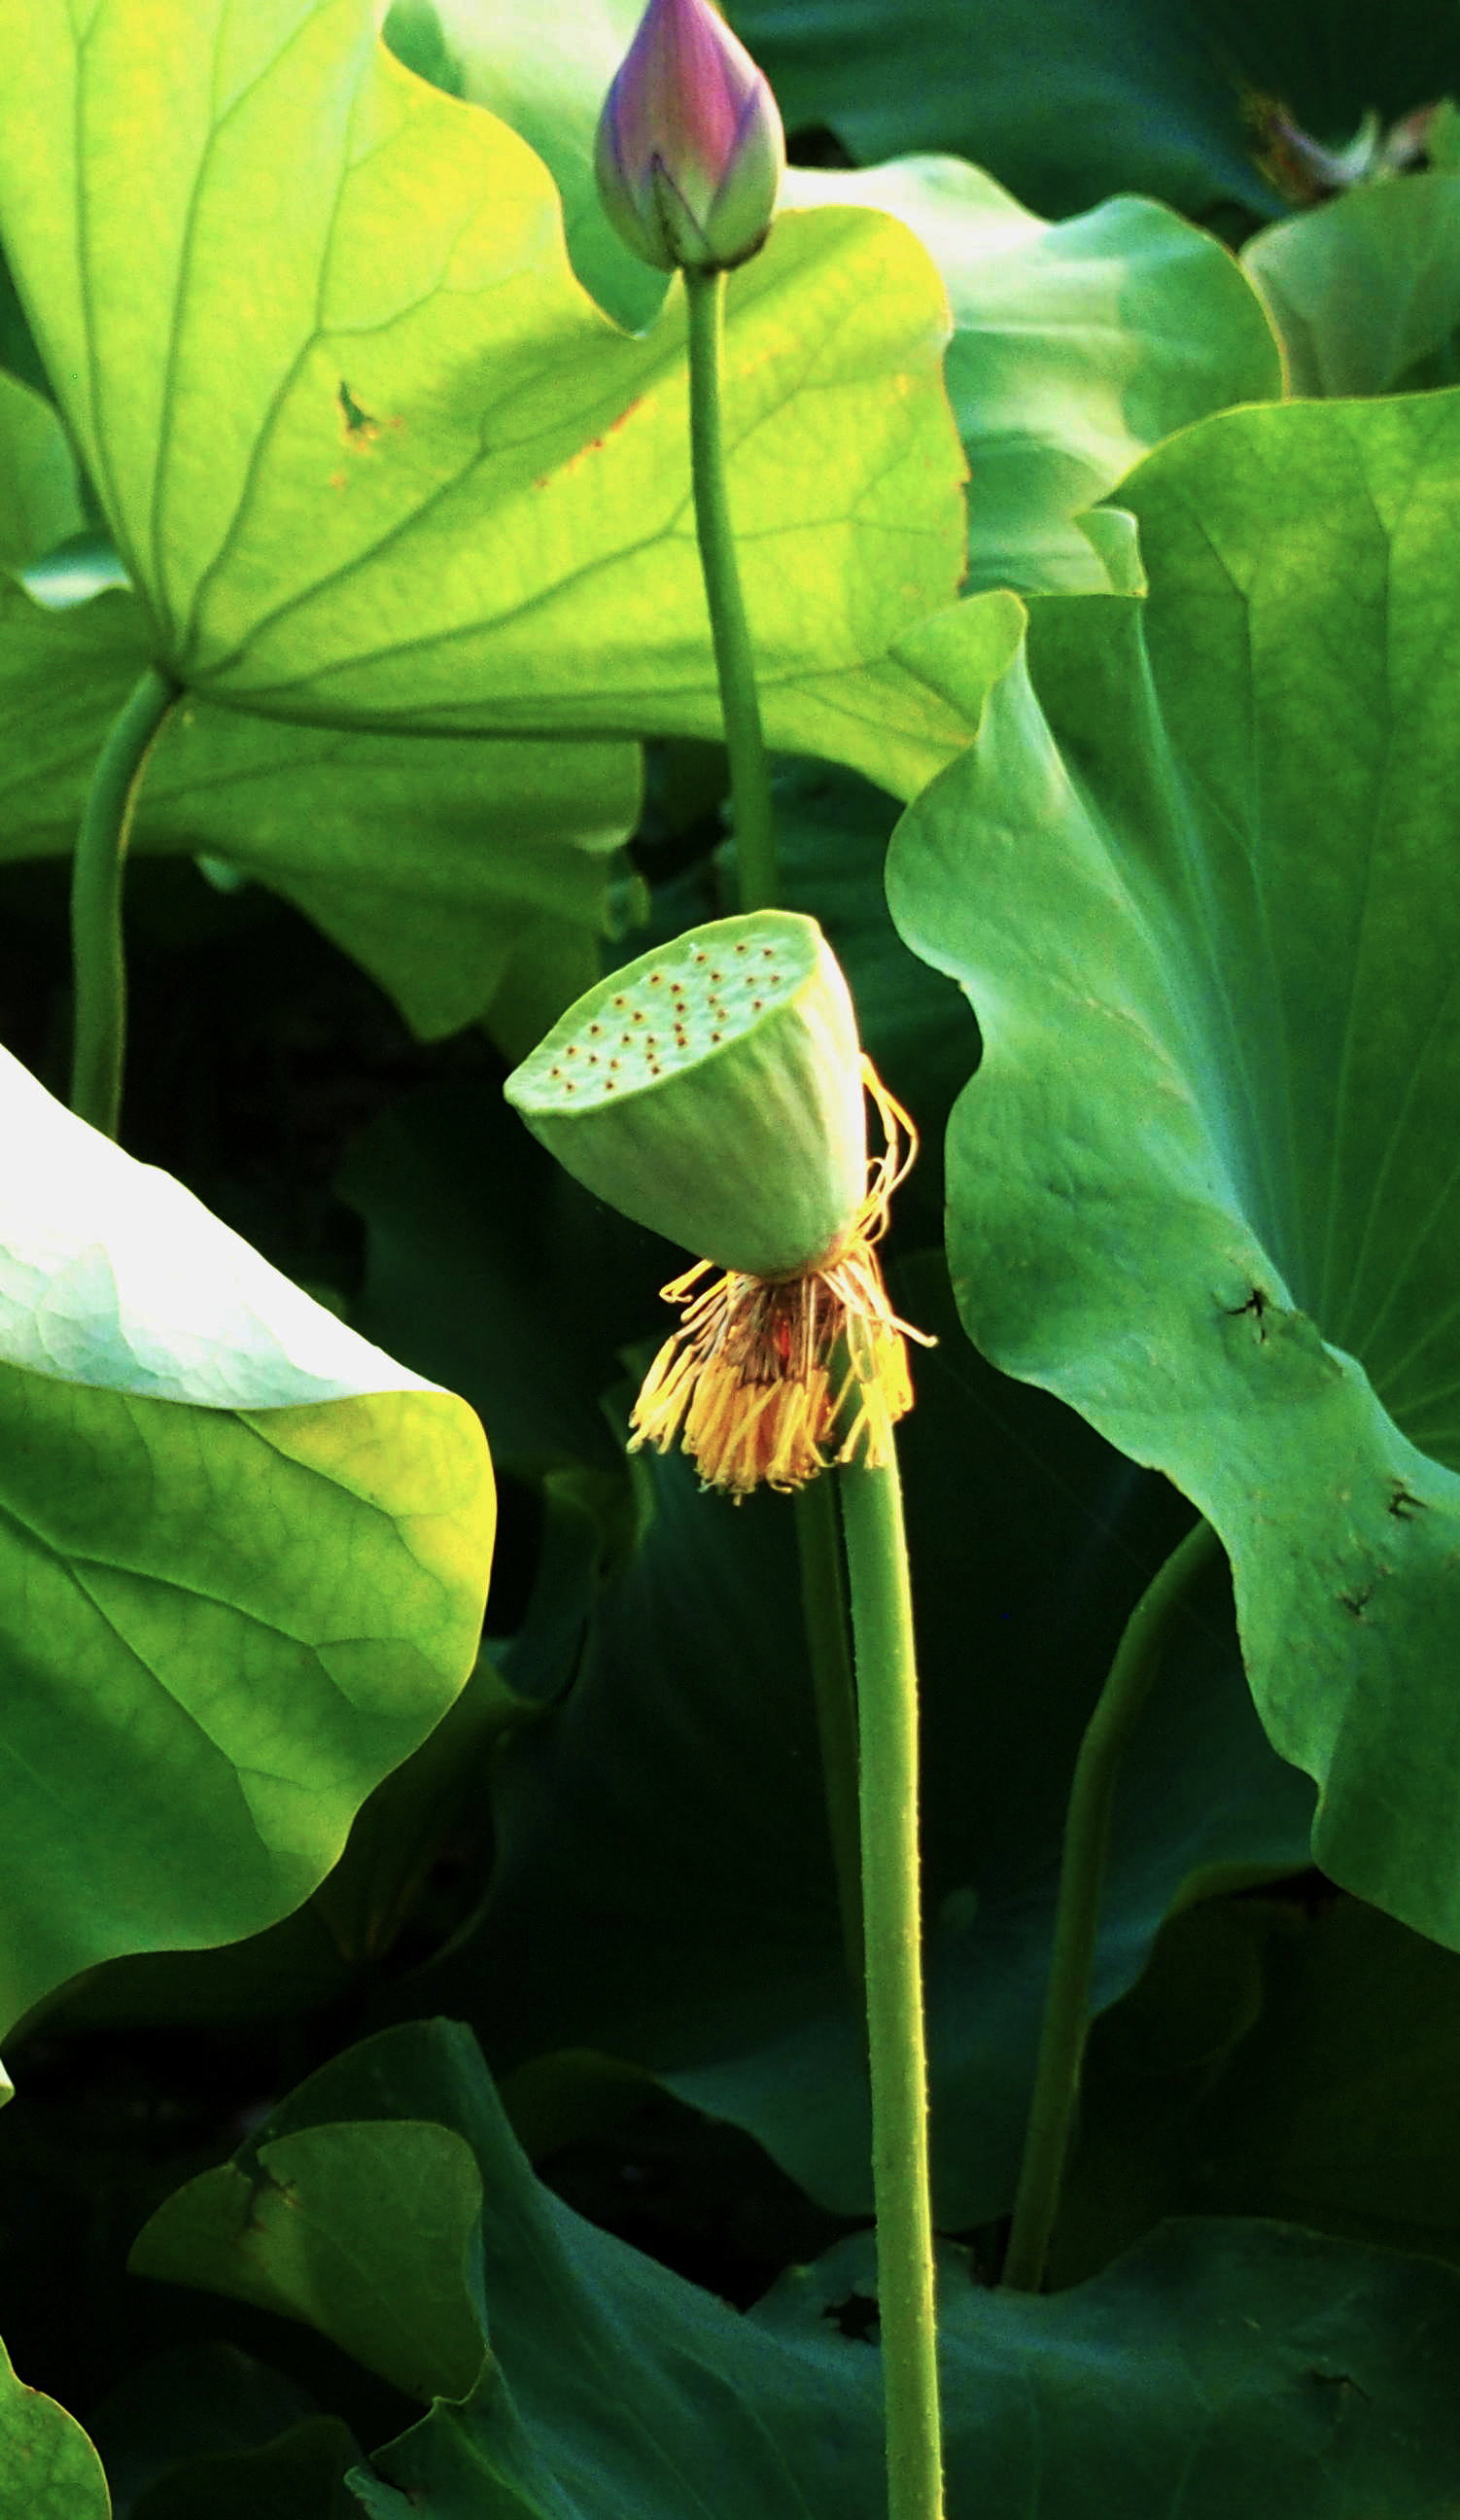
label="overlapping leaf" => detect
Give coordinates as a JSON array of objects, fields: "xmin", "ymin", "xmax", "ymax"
[
  {"xmin": 731, "ymin": 0, "xmax": 1458, "ymax": 223},
  {"xmin": 0, "ymin": 372, "xmax": 85, "ymax": 573},
  {"xmin": 0, "ymin": 2337, "xmax": 108, "ymax": 2520},
  {"xmin": 0, "ymin": 1043, "xmax": 493, "ymax": 2036},
  {"xmin": 134, "ymin": 2019, "xmax": 1460, "ymax": 2518},
  {"xmin": 87, "ymin": 2340, "xmax": 359, "ymax": 2520},
  {"xmin": 398, "ymin": 1242, "xmax": 1310, "ymax": 2225},
  {"xmin": 1055, "ymin": 1892, "xmax": 1460, "ymax": 2284},
  {"xmin": 382, "ymin": 0, "xmax": 658, "ymax": 332},
  {"xmin": 1243, "ymin": 167, "xmax": 1460, "ymax": 396},
  {"xmin": 368, "ymin": 14, "xmax": 1283, "ymax": 599},
  {"xmin": 0, "ymin": 581, "xmax": 639, "ymax": 1039},
  {"xmin": 130, "ymin": 2419, "xmax": 360, "ymax": 2520},
  {"xmin": 0, "ymin": 0, "xmax": 970, "ymax": 798},
  {"xmin": 782, "ymin": 158, "xmax": 1282, "ymax": 593},
  {"xmin": 888, "ymin": 386, "xmax": 1460, "ymax": 1948}
]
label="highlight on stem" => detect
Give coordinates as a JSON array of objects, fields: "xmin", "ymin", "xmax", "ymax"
[
  {"xmin": 504, "ymin": 909, "xmax": 929, "ymax": 1497},
  {"xmin": 595, "ymin": 0, "xmax": 784, "ymax": 275}
]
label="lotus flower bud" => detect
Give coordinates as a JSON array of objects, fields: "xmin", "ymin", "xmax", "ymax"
[{"xmin": 594, "ymin": 0, "xmax": 784, "ymax": 275}]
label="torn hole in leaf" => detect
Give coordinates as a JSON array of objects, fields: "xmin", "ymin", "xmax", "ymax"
[{"xmin": 821, "ymin": 2290, "xmax": 880, "ymax": 2343}]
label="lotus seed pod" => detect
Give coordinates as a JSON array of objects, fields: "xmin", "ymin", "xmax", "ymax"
[{"xmin": 504, "ymin": 911, "xmax": 865, "ymax": 1276}]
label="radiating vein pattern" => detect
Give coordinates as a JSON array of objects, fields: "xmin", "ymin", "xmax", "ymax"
[{"xmin": 0, "ymin": 0, "xmax": 965, "ymax": 760}]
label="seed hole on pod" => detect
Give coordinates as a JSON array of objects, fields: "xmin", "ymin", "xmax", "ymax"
[
  {"xmin": 603, "ymin": 1080, "xmax": 615, "ymax": 1093},
  {"xmin": 734, "ymin": 941, "xmax": 747, "ymax": 954},
  {"xmin": 588, "ymin": 1021, "xmax": 604, "ymax": 1035},
  {"xmin": 710, "ymin": 1031, "xmax": 723, "ymax": 1043},
  {"xmin": 694, "ymin": 950, "xmax": 708, "ymax": 963},
  {"xmin": 612, "ymin": 993, "xmax": 629, "ymax": 1006}
]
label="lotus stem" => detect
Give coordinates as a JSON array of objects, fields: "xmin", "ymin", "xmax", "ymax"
[
  {"xmin": 1000, "ymin": 1514, "xmax": 1224, "ymax": 2292},
  {"xmin": 70, "ymin": 666, "xmax": 180, "ymax": 1138}
]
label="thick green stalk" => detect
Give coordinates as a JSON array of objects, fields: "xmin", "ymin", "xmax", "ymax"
[
  {"xmin": 1000, "ymin": 1515, "xmax": 1224, "ymax": 2293},
  {"xmin": 682, "ymin": 265, "xmax": 779, "ymax": 911},
  {"xmin": 795, "ymin": 1476, "xmax": 864, "ymax": 1987},
  {"xmin": 841, "ymin": 1452, "xmax": 944, "ymax": 2520},
  {"xmin": 70, "ymin": 666, "xmax": 180, "ymax": 1138},
  {"xmin": 682, "ymin": 247, "xmax": 929, "ymax": 2492}
]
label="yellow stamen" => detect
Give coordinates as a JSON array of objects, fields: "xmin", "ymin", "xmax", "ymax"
[{"xmin": 629, "ymin": 1059, "xmax": 932, "ymax": 1497}]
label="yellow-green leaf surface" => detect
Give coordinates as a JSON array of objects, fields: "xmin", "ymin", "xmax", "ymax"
[
  {"xmin": 382, "ymin": 0, "xmax": 660, "ymax": 332},
  {"xmin": 0, "ymin": 581, "xmax": 639, "ymax": 1038},
  {"xmin": 0, "ymin": 0, "xmax": 970, "ymax": 799},
  {"xmin": 0, "ymin": 1044, "xmax": 493, "ymax": 2037},
  {"xmin": 0, "ymin": 2339, "xmax": 108, "ymax": 2520},
  {"xmin": 889, "ymin": 389, "xmax": 1460, "ymax": 1950}
]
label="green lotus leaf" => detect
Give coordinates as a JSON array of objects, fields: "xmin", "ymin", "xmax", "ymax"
[
  {"xmin": 134, "ymin": 2018, "xmax": 1460, "ymax": 2518},
  {"xmin": 0, "ymin": 1041, "xmax": 493, "ymax": 2036},
  {"xmin": 1243, "ymin": 166, "xmax": 1460, "ymax": 397},
  {"xmin": 0, "ymin": 2337, "xmax": 109, "ymax": 2520},
  {"xmin": 136, "ymin": 2119, "xmax": 486, "ymax": 2405},
  {"xmin": 888, "ymin": 385, "xmax": 1460, "ymax": 1949},
  {"xmin": 85, "ymin": 2340, "xmax": 350, "ymax": 2520},
  {"xmin": 0, "ymin": 580, "xmax": 639, "ymax": 1040},
  {"xmin": 383, "ymin": 0, "xmax": 660, "ymax": 332},
  {"xmin": 0, "ymin": 243, "xmax": 50, "ymax": 401},
  {"xmin": 128, "ymin": 2418, "xmax": 360, "ymax": 2520},
  {"xmin": 0, "ymin": 370, "xmax": 85, "ymax": 573},
  {"xmin": 0, "ymin": 0, "xmax": 970, "ymax": 799},
  {"xmin": 730, "ymin": 0, "xmax": 1457, "ymax": 223},
  {"xmin": 1056, "ymin": 1893, "xmax": 1460, "ymax": 2284},
  {"xmin": 782, "ymin": 158, "xmax": 1282, "ymax": 593}
]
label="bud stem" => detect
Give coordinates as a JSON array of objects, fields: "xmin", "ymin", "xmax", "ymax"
[
  {"xmin": 841, "ymin": 1452, "xmax": 945, "ymax": 2520},
  {"xmin": 70, "ymin": 665, "xmax": 180, "ymax": 1139},
  {"xmin": 1000, "ymin": 1514, "xmax": 1224, "ymax": 2292},
  {"xmin": 682, "ymin": 259, "xmax": 860, "ymax": 1961},
  {"xmin": 683, "ymin": 265, "xmax": 779, "ymax": 910}
]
